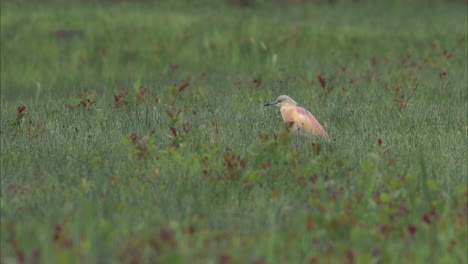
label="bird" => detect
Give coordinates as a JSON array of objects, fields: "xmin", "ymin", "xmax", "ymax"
[{"xmin": 264, "ymin": 95, "xmax": 330, "ymax": 141}]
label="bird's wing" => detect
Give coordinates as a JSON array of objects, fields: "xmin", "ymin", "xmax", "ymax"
[{"xmin": 294, "ymin": 106, "xmax": 330, "ymax": 140}]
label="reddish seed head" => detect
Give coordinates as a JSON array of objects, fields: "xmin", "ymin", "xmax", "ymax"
[
  {"xmin": 251, "ymin": 259, "xmax": 265, "ymax": 264},
  {"xmin": 346, "ymin": 250, "xmax": 355, "ymax": 263},
  {"xmin": 165, "ymin": 110, "xmax": 174, "ymax": 118},
  {"xmin": 17, "ymin": 106, "xmax": 26, "ymax": 113},
  {"xmin": 16, "ymin": 106, "xmax": 27, "ymax": 120},
  {"xmin": 380, "ymin": 225, "xmax": 388, "ymax": 234},
  {"xmin": 260, "ymin": 162, "xmax": 271, "ymax": 170},
  {"xmin": 55, "ymin": 224, "xmax": 62, "ymax": 232},
  {"xmin": 64, "ymin": 238, "xmax": 73, "ymax": 248},
  {"xmin": 170, "ymin": 127, "xmax": 177, "ymax": 137},
  {"xmin": 219, "ymin": 255, "xmax": 232, "ymax": 264},
  {"xmin": 15, "ymin": 251, "xmax": 25, "ymax": 263},
  {"xmin": 179, "ymin": 82, "xmax": 190, "ymax": 92},
  {"xmin": 159, "ymin": 227, "xmax": 173, "ymax": 242},
  {"xmin": 187, "ymin": 225, "xmax": 195, "ymax": 234},
  {"xmin": 422, "ymin": 213, "xmax": 431, "ymax": 224},
  {"xmin": 253, "ymin": 79, "xmax": 261, "ymax": 87},
  {"xmin": 310, "ymin": 174, "xmax": 318, "ymax": 184},
  {"xmin": 140, "ymin": 87, "xmax": 147, "ymax": 96},
  {"xmin": 378, "ymin": 138, "xmax": 383, "ymax": 146},
  {"xmin": 408, "ymin": 225, "xmax": 417, "ymax": 237},
  {"xmin": 317, "ymin": 75, "xmax": 326, "ymax": 89},
  {"xmin": 441, "ymin": 71, "xmax": 447, "ymax": 76},
  {"xmin": 130, "ymin": 132, "xmax": 138, "ymax": 143}
]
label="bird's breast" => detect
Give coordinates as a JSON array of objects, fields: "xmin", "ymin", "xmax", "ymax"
[{"xmin": 280, "ymin": 105, "xmax": 301, "ymax": 131}]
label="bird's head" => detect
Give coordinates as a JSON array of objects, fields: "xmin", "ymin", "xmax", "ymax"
[{"xmin": 264, "ymin": 95, "xmax": 298, "ymax": 107}]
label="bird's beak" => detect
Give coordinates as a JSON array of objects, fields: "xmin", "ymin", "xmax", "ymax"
[{"xmin": 264, "ymin": 101, "xmax": 278, "ymax": 106}]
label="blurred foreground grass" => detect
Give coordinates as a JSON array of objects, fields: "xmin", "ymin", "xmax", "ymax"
[{"xmin": 1, "ymin": 1, "xmax": 467, "ymax": 263}]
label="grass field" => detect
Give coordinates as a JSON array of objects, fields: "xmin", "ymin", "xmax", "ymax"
[{"xmin": 1, "ymin": 1, "xmax": 467, "ymax": 263}]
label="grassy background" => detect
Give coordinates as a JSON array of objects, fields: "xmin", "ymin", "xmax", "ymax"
[{"xmin": 1, "ymin": 1, "xmax": 467, "ymax": 263}]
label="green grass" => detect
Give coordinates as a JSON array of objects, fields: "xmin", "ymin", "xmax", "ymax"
[{"xmin": 1, "ymin": 1, "xmax": 467, "ymax": 263}]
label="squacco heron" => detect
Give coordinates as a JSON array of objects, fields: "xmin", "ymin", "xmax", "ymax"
[{"xmin": 264, "ymin": 95, "xmax": 330, "ymax": 140}]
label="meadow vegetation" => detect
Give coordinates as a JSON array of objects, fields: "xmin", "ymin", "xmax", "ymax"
[{"xmin": 1, "ymin": 1, "xmax": 467, "ymax": 263}]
